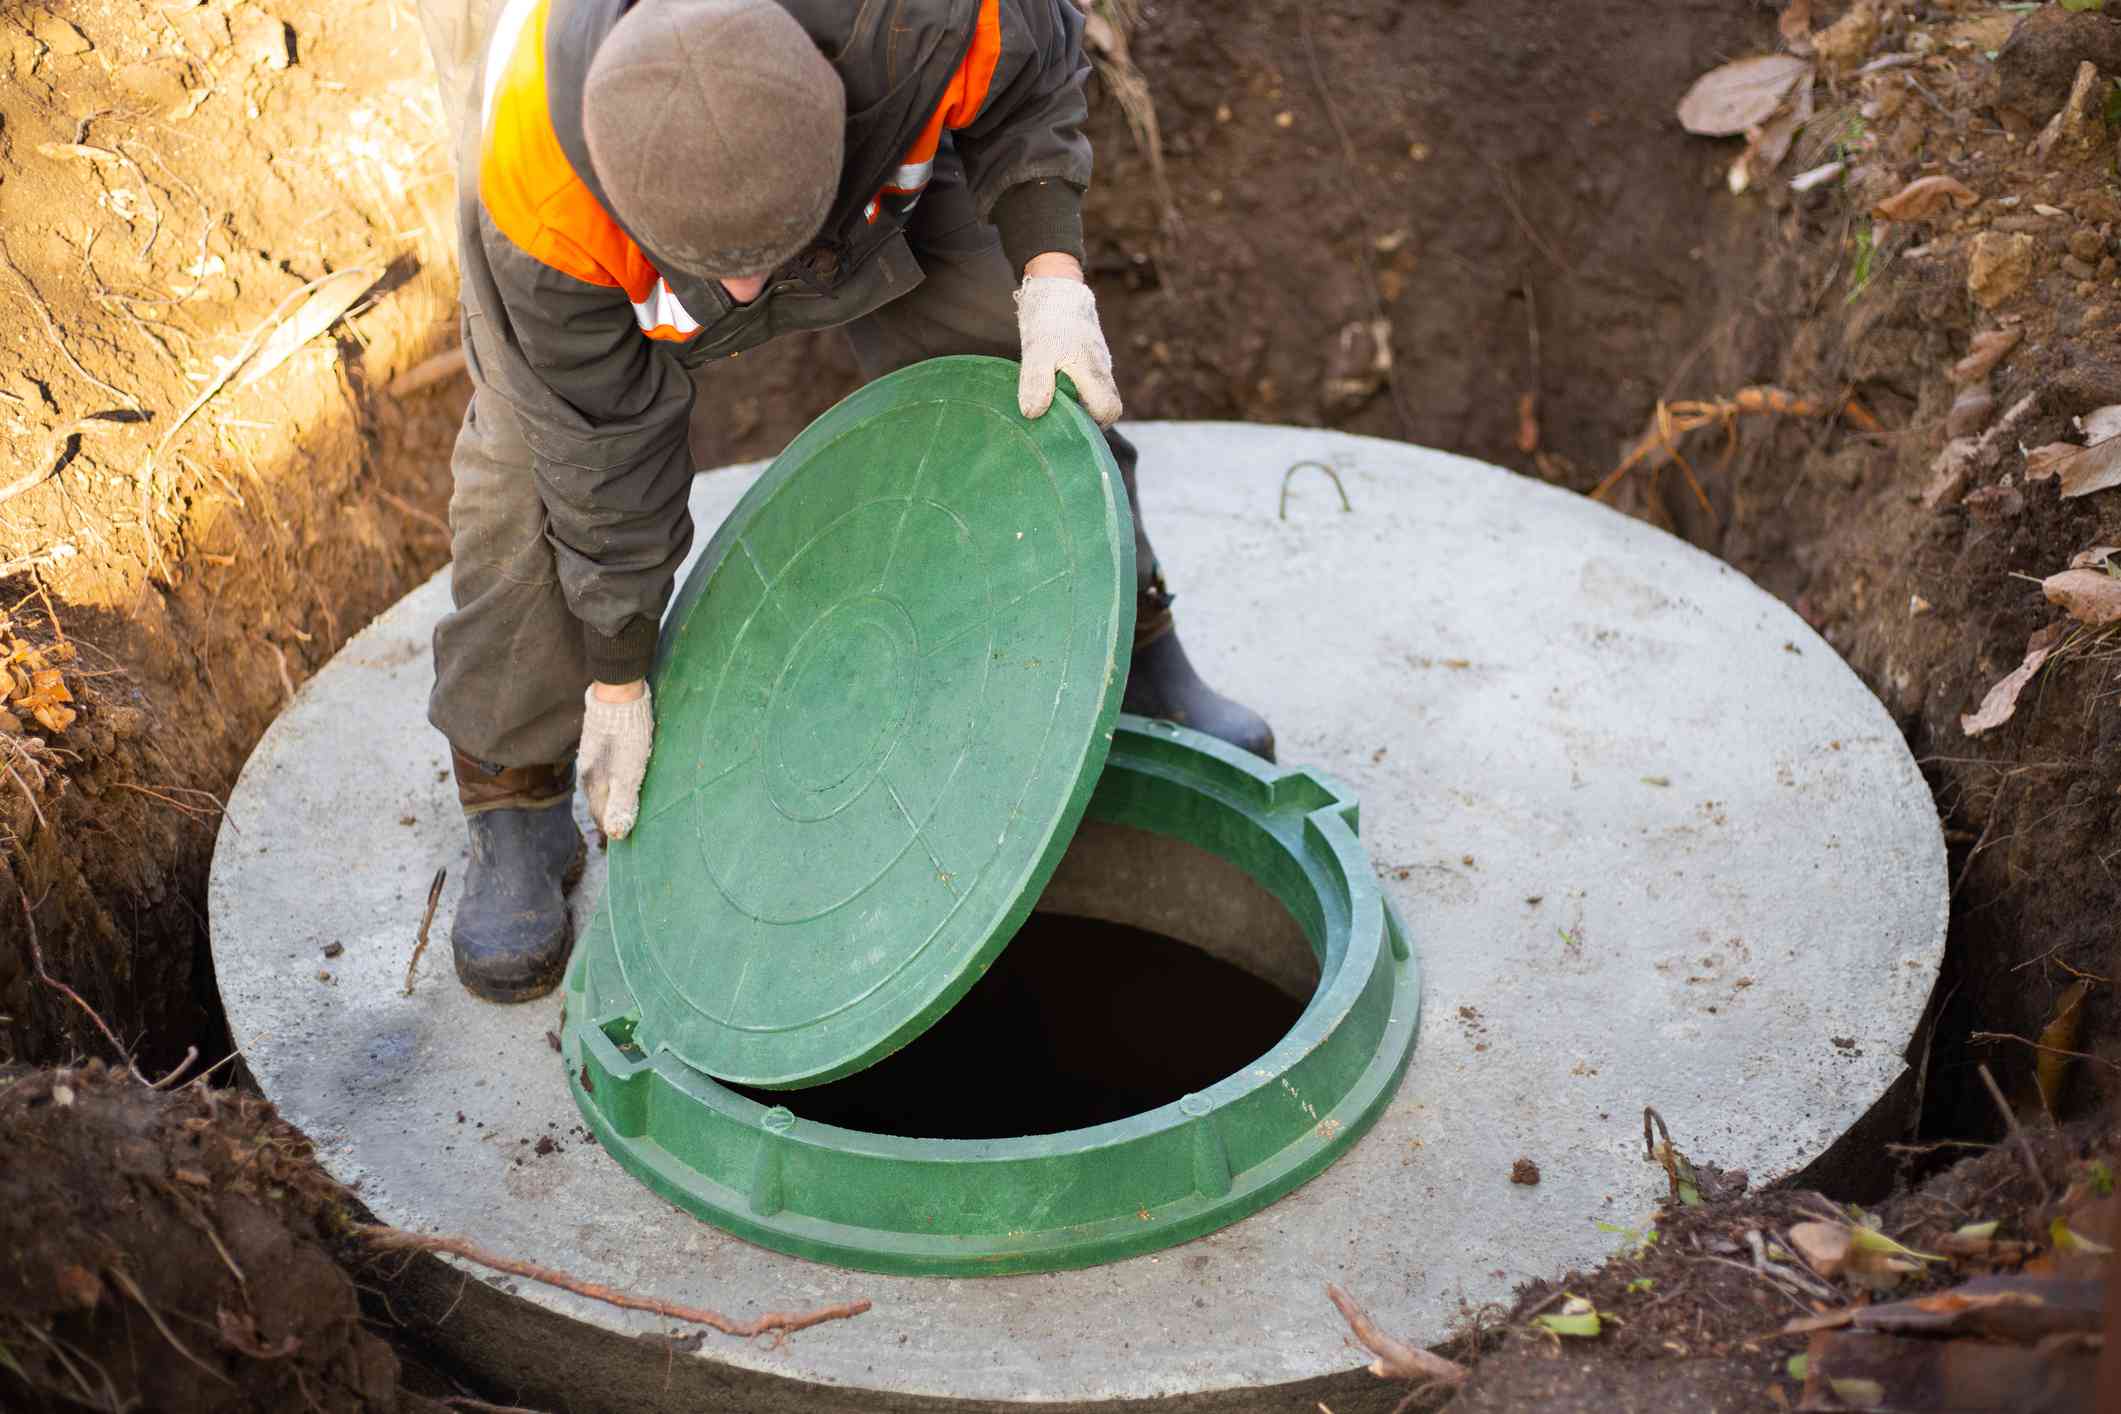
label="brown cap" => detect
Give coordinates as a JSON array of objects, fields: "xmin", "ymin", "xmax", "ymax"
[{"xmin": 582, "ymin": 0, "xmax": 844, "ymax": 279}]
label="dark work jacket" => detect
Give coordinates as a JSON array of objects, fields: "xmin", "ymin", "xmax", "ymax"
[{"xmin": 461, "ymin": 0, "xmax": 1092, "ymax": 680}]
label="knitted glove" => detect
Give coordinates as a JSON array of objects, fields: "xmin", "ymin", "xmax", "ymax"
[
  {"xmin": 580, "ymin": 682, "xmax": 655, "ymax": 839},
  {"xmin": 1014, "ymin": 276, "xmax": 1123, "ymax": 428}
]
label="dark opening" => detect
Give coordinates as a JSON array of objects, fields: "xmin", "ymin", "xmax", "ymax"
[{"xmin": 728, "ymin": 913, "xmax": 1306, "ymax": 1139}]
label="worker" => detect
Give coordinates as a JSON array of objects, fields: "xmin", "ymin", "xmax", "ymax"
[{"xmin": 415, "ymin": 0, "xmax": 1274, "ymax": 1003}]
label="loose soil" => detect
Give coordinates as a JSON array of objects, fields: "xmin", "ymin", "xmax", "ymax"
[
  {"xmin": 3, "ymin": 0, "xmax": 2120, "ymax": 1410},
  {"xmin": 0, "ymin": 1060, "xmax": 435, "ymax": 1412}
]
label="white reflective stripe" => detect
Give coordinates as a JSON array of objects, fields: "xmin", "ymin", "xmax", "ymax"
[
  {"xmin": 631, "ymin": 278, "xmax": 701, "ymax": 336},
  {"xmin": 886, "ymin": 158, "xmax": 934, "ymax": 193},
  {"xmin": 480, "ymin": 0, "xmax": 543, "ymax": 131}
]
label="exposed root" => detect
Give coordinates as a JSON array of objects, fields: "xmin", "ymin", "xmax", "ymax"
[
  {"xmin": 21, "ymin": 891, "xmax": 147, "ymax": 1082},
  {"xmin": 354, "ymin": 1225, "xmax": 872, "ymax": 1342},
  {"xmin": 1590, "ymin": 386, "xmax": 1863, "ymax": 522},
  {"xmin": 1325, "ymin": 1283, "xmax": 1468, "ymax": 1389}
]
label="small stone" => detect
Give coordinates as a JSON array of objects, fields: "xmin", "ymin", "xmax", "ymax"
[
  {"xmin": 230, "ymin": 8, "xmax": 292, "ymax": 70},
  {"xmin": 316, "ymin": 970, "xmax": 333, "ymax": 984},
  {"xmin": 51, "ymin": 1083, "xmax": 74, "ymax": 1107},
  {"xmin": 1510, "ymin": 1157, "xmax": 1541, "ymax": 1186},
  {"xmin": 1909, "ymin": 595, "xmax": 1932, "ymax": 616},
  {"xmin": 31, "ymin": 13, "xmax": 92, "ymax": 56},
  {"xmin": 1322, "ymin": 319, "xmax": 1393, "ymax": 413},
  {"xmin": 2070, "ymin": 228, "xmax": 2105, "ymax": 263},
  {"xmin": 1947, "ymin": 382, "xmax": 1995, "ymax": 439},
  {"xmin": 1813, "ymin": 0, "xmax": 1880, "ymax": 74},
  {"xmin": 1964, "ymin": 483, "xmax": 2025, "ymax": 521},
  {"xmin": 1274, "ymin": 110, "xmax": 1294, "ymax": 129},
  {"xmin": 2035, "ymin": 62, "xmax": 2106, "ymax": 162},
  {"xmin": 2063, "ymin": 255, "xmax": 2099, "ymax": 282},
  {"xmin": 1967, "ymin": 231, "xmax": 2036, "ymax": 310}
]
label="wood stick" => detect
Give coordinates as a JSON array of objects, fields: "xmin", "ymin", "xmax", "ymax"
[
  {"xmin": 1325, "ymin": 1283, "xmax": 1467, "ymax": 1386},
  {"xmin": 387, "ymin": 345, "xmax": 467, "ymax": 398},
  {"xmin": 357, "ymin": 1224, "xmax": 871, "ymax": 1339},
  {"xmin": 22, "ymin": 892, "xmax": 137, "ymax": 1074},
  {"xmin": 403, "ymin": 867, "xmax": 446, "ymax": 996},
  {"xmin": 1976, "ymin": 1063, "xmax": 2051, "ymax": 1208}
]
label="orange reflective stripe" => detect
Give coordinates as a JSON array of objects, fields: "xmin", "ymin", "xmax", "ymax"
[
  {"xmin": 945, "ymin": 0, "xmax": 1004, "ymax": 128},
  {"xmin": 888, "ymin": 0, "xmax": 1003, "ymax": 186},
  {"xmin": 479, "ymin": 0, "xmax": 658, "ymax": 303}
]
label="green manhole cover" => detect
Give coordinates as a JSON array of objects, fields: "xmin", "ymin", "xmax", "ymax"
[{"xmin": 605, "ymin": 356, "xmax": 1134, "ymax": 1090}]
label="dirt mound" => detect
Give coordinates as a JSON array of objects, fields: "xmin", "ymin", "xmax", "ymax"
[
  {"xmin": 0, "ymin": 0, "xmax": 463, "ymax": 1075},
  {"xmin": 0, "ymin": 1062, "xmax": 430, "ymax": 1412},
  {"xmin": 1655, "ymin": 0, "xmax": 2121, "ymax": 1129}
]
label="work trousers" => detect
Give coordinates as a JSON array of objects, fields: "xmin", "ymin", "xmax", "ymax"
[{"xmin": 417, "ymin": 5, "xmax": 1158, "ymax": 767}]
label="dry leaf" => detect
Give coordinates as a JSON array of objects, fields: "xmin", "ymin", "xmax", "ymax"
[
  {"xmin": 1677, "ymin": 54, "xmax": 1812, "ymax": 136},
  {"xmin": 2068, "ymin": 545, "xmax": 2119, "ymax": 571},
  {"xmin": 2080, "ymin": 404, "xmax": 2121, "ymax": 442},
  {"xmin": 1873, "ymin": 175, "xmax": 1978, "ymax": 223},
  {"xmin": 2025, "ymin": 443, "xmax": 2078, "ymax": 482},
  {"xmin": 1961, "ymin": 622, "xmax": 2068, "ymax": 737},
  {"xmin": 2034, "ymin": 979, "xmax": 2091, "ymax": 1112},
  {"xmin": 2024, "ymin": 436, "xmax": 2121, "ymax": 498},
  {"xmin": 1951, "ymin": 328, "xmax": 2021, "ymax": 384},
  {"xmin": 1731, "ymin": 75, "xmax": 1815, "ymax": 192},
  {"xmin": 1780, "ymin": 0, "xmax": 1815, "ymax": 55},
  {"xmin": 2042, "ymin": 569, "xmax": 2121, "ymax": 626},
  {"xmin": 1790, "ymin": 1221, "xmax": 1852, "ymax": 1277},
  {"xmin": 234, "ymin": 268, "xmax": 379, "ymax": 388}
]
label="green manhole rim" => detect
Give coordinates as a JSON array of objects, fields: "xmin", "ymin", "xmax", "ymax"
[{"xmin": 563, "ymin": 716, "xmax": 1423, "ymax": 1277}]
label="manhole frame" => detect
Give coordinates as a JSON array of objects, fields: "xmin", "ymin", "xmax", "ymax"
[{"xmin": 562, "ymin": 715, "xmax": 1422, "ymax": 1276}]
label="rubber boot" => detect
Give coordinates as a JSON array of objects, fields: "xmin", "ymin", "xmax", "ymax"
[
  {"xmin": 1121, "ymin": 575, "xmax": 1276, "ymax": 761},
  {"xmin": 449, "ymin": 747, "xmax": 587, "ymax": 1003}
]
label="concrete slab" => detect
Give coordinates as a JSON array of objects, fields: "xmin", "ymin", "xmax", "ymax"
[{"xmin": 209, "ymin": 425, "xmax": 1947, "ymax": 1411}]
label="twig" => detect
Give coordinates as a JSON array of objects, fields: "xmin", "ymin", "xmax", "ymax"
[
  {"xmin": 1325, "ymin": 1284, "xmax": 1467, "ymax": 1387},
  {"xmin": 403, "ymin": 867, "xmax": 447, "ymax": 996},
  {"xmin": 106, "ymin": 1267, "xmax": 233, "ymax": 1386},
  {"xmin": 1972, "ymin": 1031, "xmax": 2121, "ymax": 1072},
  {"xmin": 376, "ymin": 488, "xmax": 451, "ymax": 539},
  {"xmin": 387, "ymin": 345, "xmax": 468, "ymax": 397},
  {"xmin": 22, "ymin": 892, "xmax": 142, "ymax": 1078},
  {"xmin": 356, "ymin": 1224, "xmax": 872, "ymax": 1339},
  {"xmin": 1475, "ymin": 151, "xmax": 1569, "ymax": 274},
  {"xmin": 265, "ymin": 639, "xmax": 296, "ymax": 703},
  {"xmin": 1976, "ymin": 1063, "xmax": 2052, "ymax": 1207},
  {"xmin": 1748, "ymin": 1229, "xmax": 1838, "ymax": 1302},
  {"xmin": 0, "ymin": 239, "xmax": 140, "ymax": 411},
  {"xmin": 142, "ymin": 268, "xmax": 372, "ymax": 481},
  {"xmin": 1694, "ymin": 1254, "xmax": 1814, "ymax": 1313},
  {"xmin": 1280, "ymin": 461, "xmax": 1353, "ymax": 520},
  {"xmin": 149, "ymin": 1045, "xmax": 199, "ymax": 1090}
]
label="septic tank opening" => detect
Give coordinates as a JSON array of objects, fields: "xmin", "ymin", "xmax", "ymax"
[
  {"xmin": 726, "ymin": 818, "xmax": 1323, "ymax": 1139},
  {"xmin": 730, "ymin": 911, "xmax": 1307, "ymax": 1139}
]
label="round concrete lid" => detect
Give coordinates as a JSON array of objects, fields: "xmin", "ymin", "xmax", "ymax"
[{"xmin": 608, "ymin": 357, "xmax": 1135, "ymax": 1089}]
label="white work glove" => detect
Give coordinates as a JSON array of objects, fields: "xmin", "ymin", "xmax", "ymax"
[
  {"xmin": 579, "ymin": 682, "xmax": 654, "ymax": 840},
  {"xmin": 1014, "ymin": 275, "xmax": 1124, "ymax": 428}
]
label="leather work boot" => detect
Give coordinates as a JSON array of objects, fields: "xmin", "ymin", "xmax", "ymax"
[
  {"xmin": 449, "ymin": 747, "xmax": 587, "ymax": 1003},
  {"xmin": 1121, "ymin": 575, "xmax": 1276, "ymax": 761}
]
